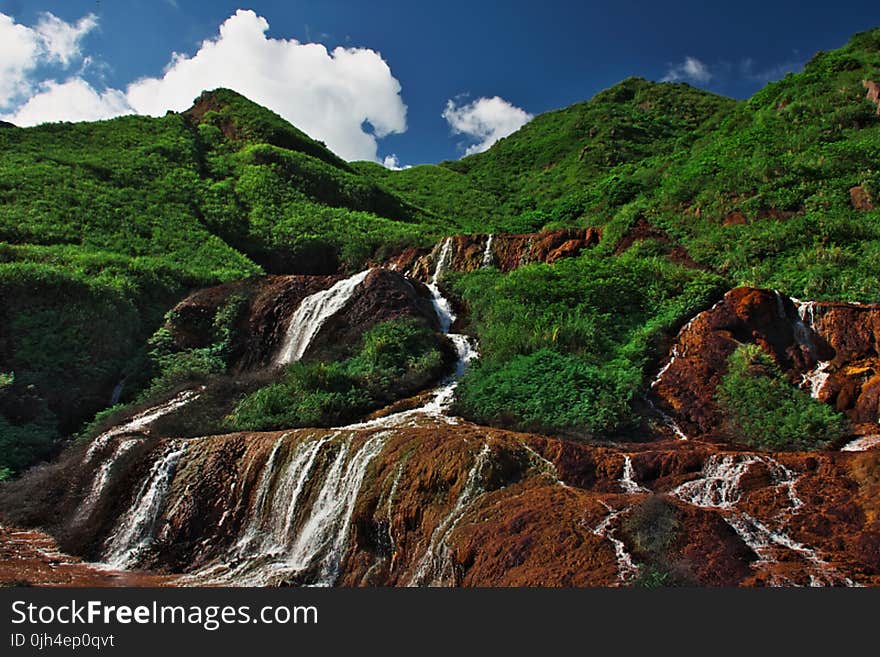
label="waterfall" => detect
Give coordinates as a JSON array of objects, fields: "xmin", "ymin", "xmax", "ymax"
[
  {"xmin": 340, "ymin": 238, "xmax": 478, "ymax": 430},
  {"xmin": 671, "ymin": 453, "xmax": 855, "ymax": 586},
  {"xmin": 74, "ymin": 439, "xmax": 138, "ymax": 525},
  {"xmin": 103, "ymin": 441, "xmax": 188, "ymax": 568},
  {"xmin": 199, "ymin": 432, "xmax": 387, "ymax": 586},
  {"xmin": 428, "ymin": 238, "xmax": 455, "ymax": 332},
  {"xmin": 275, "ymin": 269, "xmax": 372, "ymax": 365},
  {"xmin": 409, "ymin": 443, "xmax": 490, "ymax": 586},
  {"xmin": 481, "ymin": 234, "xmax": 495, "ymax": 268},
  {"xmin": 109, "ymin": 378, "xmax": 125, "ymax": 405},
  {"xmin": 591, "ymin": 502, "xmax": 639, "ymax": 584},
  {"xmin": 286, "ymin": 433, "xmax": 387, "ymax": 585},
  {"xmin": 232, "ymin": 433, "xmax": 331, "ymax": 557},
  {"xmin": 671, "ymin": 454, "xmax": 762, "ymax": 508},
  {"xmin": 85, "ymin": 388, "xmax": 201, "ymax": 461},
  {"xmin": 801, "ymin": 361, "xmax": 831, "ymax": 399},
  {"xmin": 841, "ymin": 435, "xmax": 880, "ymax": 452},
  {"xmin": 619, "ymin": 456, "xmax": 649, "ymax": 494}
]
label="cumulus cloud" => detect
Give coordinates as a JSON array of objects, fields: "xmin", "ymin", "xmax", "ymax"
[
  {"xmin": 0, "ymin": 11, "xmax": 97, "ymax": 107},
  {"xmin": 382, "ymin": 154, "xmax": 411, "ymax": 170},
  {"xmin": 33, "ymin": 12, "xmax": 97, "ymax": 67},
  {"xmin": 1, "ymin": 9, "xmax": 407, "ymax": 162},
  {"xmin": 661, "ymin": 56, "xmax": 713, "ymax": 84},
  {"xmin": 125, "ymin": 9, "xmax": 406, "ymax": 161},
  {"xmin": 442, "ymin": 96, "xmax": 532, "ymax": 156},
  {"xmin": 4, "ymin": 78, "xmax": 131, "ymax": 126}
]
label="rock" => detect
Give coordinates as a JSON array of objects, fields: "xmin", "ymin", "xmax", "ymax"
[
  {"xmin": 653, "ymin": 288, "xmax": 880, "ymax": 434},
  {"xmin": 722, "ymin": 211, "xmax": 748, "ymax": 226},
  {"xmin": 4, "ymin": 422, "xmax": 877, "ymax": 586},
  {"xmin": 402, "ymin": 228, "xmax": 601, "ymax": 280},
  {"xmin": 850, "ymin": 185, "xmax": 875, "ymax": 211},
  {"xmin": 161, "ymin": 268, "xmax": 441, "ymax": 372}
]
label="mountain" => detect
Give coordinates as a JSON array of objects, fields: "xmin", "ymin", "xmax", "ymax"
[{"xmin": 0, "ymin": 27, "xmax": 879, "ymax": 587}]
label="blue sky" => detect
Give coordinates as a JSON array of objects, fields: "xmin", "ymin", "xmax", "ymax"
[{"xmin": 1, "ymin": 1, "xmax": 878, "ymax": 164}]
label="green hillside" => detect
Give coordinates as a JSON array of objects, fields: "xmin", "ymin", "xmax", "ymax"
[{"xmin": 1, "ymin": 27, "xmax": 879, "ymax": 473}]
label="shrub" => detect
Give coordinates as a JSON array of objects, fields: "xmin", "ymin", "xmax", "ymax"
[{"xmin": 715, "ymin": 344, "xmax": 848, "ymax": 450}]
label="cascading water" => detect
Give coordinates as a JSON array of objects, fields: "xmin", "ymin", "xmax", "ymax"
[
  {"xmin": 341, "ymin": 238, "xmax": 479, "ymax": 430},
  {"xmin": 672, "ymin": 454, "xmax": 762, "ymax": 508},
  {"xmin": 841, "ymin": 435, "xmax": 880, "ymax": 452},
  {"xmin": 619, "ymin": 456, "xmax": 649, "ymax": 494},
  {"xmin": 481, "ymin": 234, "xmax": 495, "ymax": 268},
  {"xmin": 409, "ymin": 443, "xmax": 490, "ymax": 586},
  {"xmin": 275, "ymin": 269, "xmax": 372, "ymax": 365},
  {"xmin": 103, "ymin": 441, "xmax": 188, "ymax": 568},
  {"xmin": 74, "ymin": 439, "xmax": 138, "ymax": 526},
  {"xmin": 191, "ymin": 432, "xmax": 387, "ymax": 587},
  {"xmin": 591, "ymin": 502, "xmax": 639, "ymax": 584},
  {"xmin": 85, "ymin": 388, "xmax": 201, "ymax": 461},
  {"xmin": 670, "ymin": 453, "xmax": 854, "ymax": 586}
]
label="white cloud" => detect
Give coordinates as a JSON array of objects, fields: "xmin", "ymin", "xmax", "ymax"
[
  {"xmin": 3, "ymin": 78, "xmax": 132, "ymax": 126},
  {"xmin": 1, "ymin": 9, "xmax": 406, "ymax": 162},
  {"xmin": 0, "ymin": 11, "xmax": 97, "ymax": 108},
  {"xmin": 661, "ymin": 56, "xmax": 713, "ymax": 84},
  {"xmin": 125, "ymin": 9, "xmax": 407, "ymax": 161},
  {"xmin": 442, "ymin": 95, "xmax": 532, "ymax": 156},
  {"xmin": 382, "ymin": 154, "xmax": 410, "ymax": 170},
  {"xmin": 0, "ymin": 13, "xmax": 41, "ymax": 107},
  {"xmin": 34, "ymin": 12, "xmax": 98, "ymax": 67},
  {"xmin": 739, "ymin": 57, "xmax": 804, "ymax": 83}
]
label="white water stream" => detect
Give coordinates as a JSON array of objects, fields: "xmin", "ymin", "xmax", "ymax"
[{"xmin": 275, "ymin": 269, "xmax": 372, "ymax": 365}]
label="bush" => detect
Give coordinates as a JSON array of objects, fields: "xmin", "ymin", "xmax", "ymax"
[
  {"xmin": 227, "ymin": 319, "xmax": 445, "ymax": 431},
  {"xmin": 715, "ymin": 344, "xmax": 848, "ymax": 450}
]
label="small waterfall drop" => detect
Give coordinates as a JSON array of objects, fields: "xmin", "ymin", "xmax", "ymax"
[
  {"xmin": 591, "ymin": 502, "xmax": 639, "ymax": 584},
  {"xmin": 481, "ymin": 234, "xmax": 494, "ymax": 268},
  {"xmin": 275, "ymin": 269, "xmax": 372, "ymax": 365},
  {"xmin": 619, "ymin": 456, "xmax": 649, "ymax": 494},
  {"xmin": 85, "ymin": 388, "xmax": 201, "ymax": 461},
  {"xmin": 103, "ymin": 441, "xmax": 188, "ymax": 568},
  {"xmin": 409, "ymin": 443, "xmax": 490, "ymax": 586},
  {"xmin": 841, "ymin": 435, "xmax": 880, "ymax": 452},
  {"xmin": 74, "ymin": 439, "xmax": 139, "ymax": 525}
]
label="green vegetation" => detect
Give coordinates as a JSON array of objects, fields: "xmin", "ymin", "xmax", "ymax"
[
  {"xmin": 228, "ymin": 319, "xmax": 445, "ymax": 430},
  {"xmin": 449, "ymin": 247, "xmax": 726, "ymax": 437},
  {"xmin": 2, "ymin": 27, "xmax": 880, "ymax": 471},
  {"xmin": 620, "ymin": 496, "xmax": 693, "ymax": 587},
  {"xmin": 0, "ymin": 89, "xmax": 443, "ymax": 473},
  {"xmin": 716, "ymin": 344, "xmax": 848, "ymax": 450}
]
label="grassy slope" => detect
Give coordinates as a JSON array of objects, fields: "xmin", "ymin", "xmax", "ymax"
[
  {"xmin": 0, "ymin": 90, "xmax": 450, "ymax": 473},
  {"xmin": 2, "ymin": 28, "xmax": 879, "ymax": 468}
]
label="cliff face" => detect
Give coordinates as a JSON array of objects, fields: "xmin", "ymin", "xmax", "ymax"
[
  {"xmin": 389, "ymin": 229, "xmax": 601, "ymax": 279},
  {"xmin": 164, "ymin": 268, "xmax": 438, "ymax": 371},
  {"xmin": 653, "ymin": 287, "xmax": 880, "ymax": 435},
  {"xmin": 4, "ymin": 421, "xmax": 877, "ymax": 587}
]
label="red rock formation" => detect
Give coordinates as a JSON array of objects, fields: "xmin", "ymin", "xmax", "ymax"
[
  {"xmin": 163, "ymin": 269, "xmax": 439, "ymax": 371},
  {"xmin": 850, "ymin": 185, "xmax": 875, "ymax": 211},
  {"xmin": 4, "ymin": 419, "xmax": 878, "ymax": 587},
  {"xmin": 653, "ymin": 288, "xmax": 880, "ymax": 434},
  {"xmin": 401, "ymin": 228, "xmax": 601, "ymax": 280}
]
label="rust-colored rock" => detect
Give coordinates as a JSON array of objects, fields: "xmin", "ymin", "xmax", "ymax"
[
  {"xmin": 403, "ymin": 229, "xmax": 601, "ymax": 281},
  {"xmin": 722, "ymin": 211, "xmax": 748, "ymax": 226},
  {"xmin": 3, "ymin": 419, "xmax": 879, "ymax": 587},
  {"xmin": 653, "ymin": 288, "xmax": 880, "ymax": 434},
  {"xmin": 850, "ymin": 185, "xmax": 875, "ymax": 211},
  {"xmin": 162, "ymin": 269, "xmax": 439, "ymax": 371}
]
